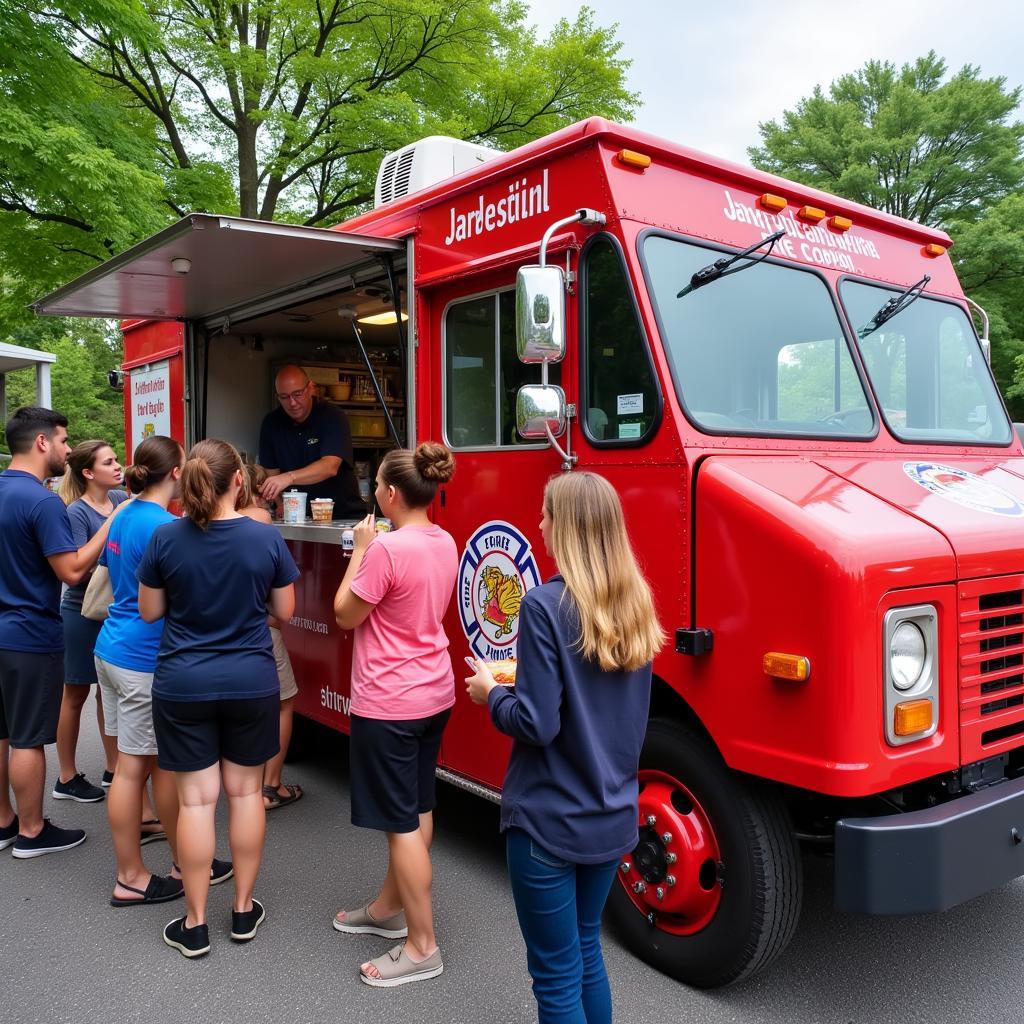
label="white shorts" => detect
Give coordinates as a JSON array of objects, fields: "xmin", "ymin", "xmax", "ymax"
[
  {"xmin": 271, "ymin": 626, "xmax": 298, "ymax": 701},
  {"xmin": 95, "ymin": 656, "xmax": 157, "ymax": 756}
]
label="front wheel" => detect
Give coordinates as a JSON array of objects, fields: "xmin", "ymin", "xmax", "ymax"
[{"xmin": 605, "ymin": 717, "xmax": 802, "ymax": 988}]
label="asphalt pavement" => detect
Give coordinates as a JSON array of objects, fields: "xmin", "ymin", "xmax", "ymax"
[{"xmin": 4, "ymin": 719, "xmax": 1024, "ymax": 1024}]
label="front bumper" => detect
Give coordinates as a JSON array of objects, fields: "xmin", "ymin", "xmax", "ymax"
[{"xmin": 835, "ymin": 774, "xmax": 1024, "ymax": 914}]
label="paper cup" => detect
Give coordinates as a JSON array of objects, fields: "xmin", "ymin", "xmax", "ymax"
[
  {"xmin": 310, "ymin": 498, "xmax": 334, "ymax": 522},
  {"xmin": 282, "ymin": 489, "xmax": 307, "ymax": 523}
]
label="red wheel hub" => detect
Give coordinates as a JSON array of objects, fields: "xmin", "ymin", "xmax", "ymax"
[{"xmin": 617, "ymin": 769, "xmax": 722, "ymax": 935}]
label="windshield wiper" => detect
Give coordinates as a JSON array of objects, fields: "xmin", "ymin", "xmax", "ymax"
[
  {"xmin": 677, "ymin": 230, "xmax": 786, "ymax": 298},
  {"xmin": 858, "ymin": 274, "xmax": 930, "ymax": 338}
]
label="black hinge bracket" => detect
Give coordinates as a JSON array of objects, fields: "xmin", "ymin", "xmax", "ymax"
[{"xmin": 676, "ymin": 628, "xmax": 713, "ymax": 656}]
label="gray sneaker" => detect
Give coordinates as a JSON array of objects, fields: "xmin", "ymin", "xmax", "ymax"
[{"xmin": 52, "ymin": 773, "xmax": 105, "ymax": 803}]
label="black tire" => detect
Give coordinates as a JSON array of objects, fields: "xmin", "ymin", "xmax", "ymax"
[{"xmin": 605, "ymin": 717, "xmax": 802, "ymax": 988}]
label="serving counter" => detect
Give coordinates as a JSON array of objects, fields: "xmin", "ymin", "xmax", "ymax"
[{"xmin": 272, "ymin": 519, "xmax": 362, "ymax": 544}]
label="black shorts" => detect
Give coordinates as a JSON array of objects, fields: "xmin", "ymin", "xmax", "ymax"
[
  {"xmin": 349, "ymin": 709, "xmax": 451, "ymax": 833},
  {"xmin": 0, "ymin": 648, "xmax": 64, "ymax": 748},
  {"xmin": 61, "ymin": 607, "xmax": 102, "ymax": 685},
  {"xmin": 152, "ymin": 694, "xmax": 280, "ymax": 772}
]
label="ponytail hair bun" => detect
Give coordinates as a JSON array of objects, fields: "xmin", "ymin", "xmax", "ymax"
[
  {"xmin": 123, "ymin": 464, "xmax": 150, "ymax": 493},
  {"xmin": 123, "ymin": 435, "xmax": 182, "ymax": 495},
  {"xmin": 378, "ymin": 441, "xmax": 455, "ymax": 509},
  {"xmin": 413, "ymin": 441, "xmax": 455, "ymax": 484}
]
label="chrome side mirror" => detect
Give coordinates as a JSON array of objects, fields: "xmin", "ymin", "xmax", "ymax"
[
  {"xmin": 517, "ymin": 384, "xmax": 567, "ymax": 439},
  {"xmin": 516, "ymin": 265, "xmax": 565, "ymax": 364}
]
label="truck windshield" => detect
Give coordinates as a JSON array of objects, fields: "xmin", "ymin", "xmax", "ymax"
[
  {"xmin": 840, "ymin": 280, "xmax": 1012, "ymax": 445},
  {"xmin": 643, "ymin": 235, "xmax": 874, "ymax": 438}
]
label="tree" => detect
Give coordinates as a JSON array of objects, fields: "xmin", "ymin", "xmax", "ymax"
[
  {"xmin": 41, "ymin": 0, "xmax": 636, "ymax": 223},
  {"xmin": 749, "ymin": 52, "xmax": 1023, "ymax": 227}
]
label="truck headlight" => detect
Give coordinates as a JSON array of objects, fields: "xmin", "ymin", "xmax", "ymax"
[
  {"xmin": 883, "ymin": 605, "xmax": 938, "ymax": 747},
  {"xmin": 890, "ymin": 621, "xmax": 926, "ymax": 690}
]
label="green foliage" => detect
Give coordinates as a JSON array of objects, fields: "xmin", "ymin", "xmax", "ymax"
[
  {"xmin": 750, "ymin": 51, "xmax": 1023, "ymax": 226},
  {"xmin": 750, "ymin": 52, "xmax": 1024, "ymax": 421}
]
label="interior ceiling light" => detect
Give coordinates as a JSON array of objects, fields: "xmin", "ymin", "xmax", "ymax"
[{"xmin": 357, "ymin": 311, "xmax": 409, "ymax": 325}]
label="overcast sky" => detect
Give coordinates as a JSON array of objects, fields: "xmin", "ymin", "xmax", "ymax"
[{"xmin": 525, "ymin": 0, "xmax": 1023, "ymax": 166}]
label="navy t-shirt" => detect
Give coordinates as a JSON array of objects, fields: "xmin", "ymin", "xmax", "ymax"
[
  {"xmin": 0, "ymin": 470, "xmax": 77, "ymax": 652},
  {"xmin": 258, "ymin": 399, "xmax": 364, "ymax": 517},
  {"xmin": 488, "ymin": 577, "xmax": 653, "ymax": 865},
  {"xmin": 61, "ymin": 491, "xmax": 128, "ymax": 612},
  {"xmin": 137, "ymin": 516, "xmax": 300, "ymax": 701}
]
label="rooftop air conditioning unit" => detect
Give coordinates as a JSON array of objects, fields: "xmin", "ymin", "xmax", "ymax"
[{"xmin": 374, "ymin": 136, "xmax": 502, "ymax": 208}]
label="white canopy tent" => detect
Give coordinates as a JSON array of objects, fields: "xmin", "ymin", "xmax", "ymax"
[{"xmin": 0, "ymin": 342, "xmax": 57, "ymax": 459}]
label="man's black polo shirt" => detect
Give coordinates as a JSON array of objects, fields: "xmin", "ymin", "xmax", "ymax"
[{"xmin": 258, "ymin": 400, "xmax": 365, "ymax": 518}]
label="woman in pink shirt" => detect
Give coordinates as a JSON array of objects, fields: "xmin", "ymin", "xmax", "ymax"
[{"xmin": 332, "ymin": 441, "xmax": 457, "ymax": 988}]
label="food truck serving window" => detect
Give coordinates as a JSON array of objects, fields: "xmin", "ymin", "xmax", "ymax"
[
  {"xmin": 642, "ymin": 234, "xmax": 875, "ymax": 439},
  {"xmin": 444, "ymin": 290, "xmax": 560, "ymax": 449},
  {"xmin": 581, "ymin": 236, "xmax": 660, "ymax": 444},
  {"xmin": 839, "ymin": 280, "xmax": 1012, "ymax": 446}
]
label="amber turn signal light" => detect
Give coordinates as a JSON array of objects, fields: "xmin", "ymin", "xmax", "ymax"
[
  {"xmin": 759, "ymin": 193, "xmax": 787, "ymax": 212},
  {"xmin": 829, "ymin": 215, "xmax": 853, "ymax": 232},
  {"xmin": 763, "ymin": 652, "xmax": 811, "ymax": 682},
  {"xmin": 616, "ymin": 149, "xmax": 652, "ymax": 169},
  {"xmin": 923, "ymin": 243, "xmax": 946, "ymax": 258},
  {"xmin": 797, "ymin": 205, "xmax": 826, "ymax": 223},
  {"xmin": 894, "ymin": 699, "xmax": 933, "ymax": 736}
]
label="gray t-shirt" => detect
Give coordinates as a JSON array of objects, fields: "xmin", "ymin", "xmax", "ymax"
[{"xmin": 60, "ymin": 491, "xmax": 128, "ymax": 612}]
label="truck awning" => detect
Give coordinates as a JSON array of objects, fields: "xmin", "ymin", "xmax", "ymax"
[{"xmin": 31, "ymin": 214, "xmax": 403, "ymax": 328}]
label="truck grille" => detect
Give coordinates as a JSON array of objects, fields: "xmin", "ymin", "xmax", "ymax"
[{"xmin": 958, "ymin": 579, "xmax": 1024, "ymax": 762}]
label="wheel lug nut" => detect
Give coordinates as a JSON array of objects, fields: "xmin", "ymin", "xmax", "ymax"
[
  {"xmin": 633, "ymin": 881, "xmax": 647, "ymax": 895},
  {"xmin": 662, "ymin": 832, "xmax": 673, "ymax": 844},
  {"xmin": 666, "ymin": 874, "xmax": 676, "ymax": 886},
  {"xmin": 646, "ymin": 814, "xmax": 657, "ymax": 826},
  {"xmin": 666, "ymin": 852, "xmax": 677, "ymax": 864},
  {"xmin": 656, "ymin": 887, "xmax": 665, "ymax": 901},
  {"xmin": 620, "ymin": 861, "xmax": 631, "ymax": 873}
]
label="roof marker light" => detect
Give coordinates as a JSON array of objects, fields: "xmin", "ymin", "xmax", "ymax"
[
  {"xmin": 617, "ymin": 149, "xmax": 651, "ymax": 169},
  {"xmin": 829, "ymin": 215, "xmax": 853, "ymax": 232},
  {"xmin": 923, "ymin": 243, "xmax": 947, "ymax": 258},
  {"xmin": 760, "ymin": 193, "xmax": 787, "ymax": 212},
  {"xmin": 797, "ymin": 206, "xmax": 826, "ymax": 223}
]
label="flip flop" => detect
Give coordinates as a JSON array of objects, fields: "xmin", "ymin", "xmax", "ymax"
[
  {"xmin": 360, "ymin": 943, "xmax": 444, "ymax": 988},
  {"xmin": 263, "ymin": 783, "xmax": 303, "ymax": 810},
  {"xmin": 111, "ymin": 873, "xmax": 184, "ymax": 907}
]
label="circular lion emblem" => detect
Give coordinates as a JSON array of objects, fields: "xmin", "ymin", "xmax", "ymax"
[
  {"xmin": 903, "ymin": 462, "xmax": 1024, "ymax": 518},
  {"xmin": 458, "ymin": 520, "xmax": 541, "ymax": 661}
]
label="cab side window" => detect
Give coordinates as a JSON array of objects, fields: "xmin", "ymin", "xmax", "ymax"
[
  {"xmin": 582, "ymin": 237, "xmax": 659, "ymax": 443},
  {"xmin": 445, "ymin": 289, "xmax": 560, "ymax": 449}
]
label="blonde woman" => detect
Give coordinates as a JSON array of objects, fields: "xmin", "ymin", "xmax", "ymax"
[
  {"xmin": 467, "ymin": 472, "xmax": 663, "ymax": 1024},
  {"xmin": 54, "ymin": 440, "xmax": 126, "ymax": 803}
]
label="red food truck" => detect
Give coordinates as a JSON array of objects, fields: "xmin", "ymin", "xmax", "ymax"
[{"xmin": 35, "ymin": 117, "xmax": 1024, "ymax": 988}]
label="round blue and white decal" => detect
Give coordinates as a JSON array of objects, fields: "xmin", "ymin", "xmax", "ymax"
[
  {"xmin": 458, "ymin": 520, "xmax": 541, "ymax": 661},
  {"xmin": 903, "ymin": 462, "xmax": 1024, "ymax": 518}
]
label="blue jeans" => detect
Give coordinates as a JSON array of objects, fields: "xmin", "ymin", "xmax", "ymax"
[{"xmin": 506, "ymin": 828, "xmax": 620, "ymax": 1024}]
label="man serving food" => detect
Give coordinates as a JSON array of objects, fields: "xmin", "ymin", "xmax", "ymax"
[{"xmin": 258, "ymin": 365, "xmax": 366, "ymax": 519}]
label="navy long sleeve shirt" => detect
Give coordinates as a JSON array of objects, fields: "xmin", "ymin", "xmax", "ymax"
[{"xmin": 488, "ymin": 576, "xmax": 652, "ymax": 864}]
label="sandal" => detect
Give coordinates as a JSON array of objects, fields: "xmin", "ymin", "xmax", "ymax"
[
  {"xmin": 263, "ymin": 783, "xmax": 303, "ymax": 810},
  {"xmin": 111, "ymin": 873, "xmax": 184, "ymax": 907},
  {"xmin": 360, "ymin": 943, "xmax": 444, "ymax": 988},
  {"xmin": 140, "ymin": 819, "xmax": 167, "ymax": 846},
  {"xmin": 333, "ymin": 903, "xmax": 408, "ymax": 938}
]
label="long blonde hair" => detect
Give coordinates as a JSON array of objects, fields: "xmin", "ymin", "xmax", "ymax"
[{"xmin": 544, "ymin": 472, "xmax": 664, "ymax": 672}]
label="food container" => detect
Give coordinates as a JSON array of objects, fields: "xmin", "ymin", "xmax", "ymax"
[
  {"xmin": 310, "ymin": 498, "xmax": 334, "ymax": 522},
  {"xmin": 328, "ymin": 382, "xmax": 351, "ymax": 401},
  {"xmin": 282, "ymin": 489, "xmax": 307, "ymax": 523},
  {"xmin": 341, "ymin": 529, "xmax": 355, "ymax": 555},
  {"xmin": 375, "ymin": 518, "xmax": 392, "ymax": 534}
]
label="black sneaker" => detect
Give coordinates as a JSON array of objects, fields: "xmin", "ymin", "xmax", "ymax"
[
  {"xmin": 163, "ymin": 916, "xmax": 211, "ymax": 959},
  {"xmin": 101, "ymin": 770, "xmax": 114, "ymax": 789},
  {"xmin": 52, "ymin": 773, "xmax": 105, "ymax": 803},
  {"xmin": 0, "ymin": 815, "xmax": 18, "ymax": 851},
  {"xmin": 11, "ymin": 819, "xmax": 86, "ymax": 859},
  {"xmin": 210, "ymin": 858, "xmax": 233, "ymax": 885},
  {"xmin": 230, "ymin": 899, "xmax": 266, "ymax": 942}
]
